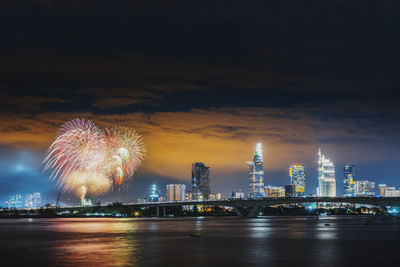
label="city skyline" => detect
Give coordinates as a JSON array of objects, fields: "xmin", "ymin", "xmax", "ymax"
[
  {"xmin": 3, "ymin": 143, "xmax": 398, "ymax": 206},
  {"xmin": 1, "ymin": 1, "xmax": 400, "ymax": 203}
]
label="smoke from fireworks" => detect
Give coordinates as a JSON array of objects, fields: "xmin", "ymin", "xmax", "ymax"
[{"xmin": 43, "ymin": 118, "xmax": 145, "ymax": 200}]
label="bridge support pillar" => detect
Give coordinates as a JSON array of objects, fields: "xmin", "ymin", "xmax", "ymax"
[
  {"xmin": 162, "ymin": 206, "xmax": 166, "ymax": 217},
  {"xmin": 233, "ymin": 207, "xmax": 246, "ymax": 218},
  {"xmin": 156, "ymin": 206, "xmax": 160, "ymax": 217},
  {"xmin": 233, "ymin": 205, "xmax": 262, "ymax": 218},
  {"xmin": 247, "ymin": 205, "xmax": 262, "ymax": 218}
]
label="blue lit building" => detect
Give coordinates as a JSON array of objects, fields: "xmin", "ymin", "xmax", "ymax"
[
  {"xmin": 7, "ymin": 193, "xmax": 41, "ymax": 209},
  {"xmin": 148, "ymin": 184, "xmax": 160, "ymax": 202},
  {"xmin": 344, "ymin": 165, "xmax": 356, "ymax": 197},
  {"xmin": 248, "ymin": 143, "xmax": 265, "ymax": 198}
]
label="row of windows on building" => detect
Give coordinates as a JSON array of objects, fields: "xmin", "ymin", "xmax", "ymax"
[{"xmin": 6, "ymin": 193, "xmax": 41, "ymax": 209}]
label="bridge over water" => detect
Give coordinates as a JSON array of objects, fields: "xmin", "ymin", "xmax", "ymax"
[{"xmin": 126, "ymin": 197, "xmax": 400, "ymax": 217}]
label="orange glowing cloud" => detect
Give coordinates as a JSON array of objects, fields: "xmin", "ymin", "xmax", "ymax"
[{"xmin": 0, "ymin": 105, "xmax": 389, "ymax": 182}]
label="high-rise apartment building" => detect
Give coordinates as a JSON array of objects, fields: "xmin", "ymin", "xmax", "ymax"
[
  {"xmin": 248, "ymin": 143, "xmax": 265, "ymax": 198},
  {"xmin": 192, "ymin": 162, "xmax": 211, "ymax": 200},
  {"xmin": 354, "ymin": 180, "xmax": 375, "ymax": 197},
  {"xmin": 344, "ymin": 165, "xmax": 356, "ymax": 197},
  {"xmin": 166, "ymin": 184, "xmax": 186, "ymax": 201},
  {"xmin": 289, "ymin": 165, "xmax": 305, "ymax": 196},
  {"xmin": 317, "ymin": 148, "xmax": 336, "ymax": 197}
]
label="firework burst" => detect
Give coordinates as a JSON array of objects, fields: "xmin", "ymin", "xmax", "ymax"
[{"xmin": 43, "ymin": 118, "xmax": 146, "ymax": 200}]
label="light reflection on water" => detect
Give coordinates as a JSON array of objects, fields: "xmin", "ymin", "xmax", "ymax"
[
  {"xmin": 0, "ymin": 216, "xmax": 399, "ymax": 266},
  {"xmin": 48, "ymin": 218, "xmax": 140, "ymax": 266}
]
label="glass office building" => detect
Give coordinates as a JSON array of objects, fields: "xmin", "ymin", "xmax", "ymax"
[
  {"xmin": 317, "ymin": 148, "xmax": 336, "ymax": 197},
  {"xmin": 248, "ymin": 143, "xmax": 265, "ymax": 198}
]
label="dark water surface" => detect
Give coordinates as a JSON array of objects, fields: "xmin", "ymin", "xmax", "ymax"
[{"xmin": 1, "ymin": 216, "xmax": 399, "ymax": 266}]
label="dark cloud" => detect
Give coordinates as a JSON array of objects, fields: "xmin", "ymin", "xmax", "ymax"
[{"xmin": 1, "ymin": 0, "xmax": 400, "ymax": 200}]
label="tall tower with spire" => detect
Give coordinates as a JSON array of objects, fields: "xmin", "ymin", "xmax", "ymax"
[
  {"xmin": 317, "ymin": 148, "xmax": 336, "ymax": 197},
  {"xmin": 248, "ymin": 143, "xmax": 265, "ymax": 198}
]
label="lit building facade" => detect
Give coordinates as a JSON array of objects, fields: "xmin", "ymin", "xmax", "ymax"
[
  {"xmin": 289, "ymin": 165, "xmax": 305, "ymax": 196},
  {"xmin": 166, "ymin": 184, "xmax": 186, "ymax": 201},
  {"xmin": 192, "ymin": 162, "xmax": 211, "ymax": 200},
  {"xmin": 148, "ymin": 184, "xmax": 160, "ymax": 202},
  {"xmin": 344, "ymin": 165, "xmax": 356, "ymax": 197},
  {"xmin": 8, "ymin": 194, "xmax": 24, "ymax": 209},
  {"xmin": 231, "ymin": 190, "xmax": 245, "ymax": 199},
  {"xmin": 378, "ymin": 184, "xmax": 400, "ymax": 197},
  {"xmin": 248, "ymin": 143, "xmax": 265, "ymax": 198},
  {"xmin": 354, "ymin": 180, "xmax": 375, "ymax": 197},
  {"xmin": 317, "ymin": 148, "xmax": 336, "ymax": 197},
  {"xmin": 265, "ymin": 186, "xmax": 285, "ymax": 198},
  {"xmin": 209, "ymin": 193, "xmax": 222, "ymax": 200},
  {"xmin": 8, "ymin": 193, "xmax": 41, "ymax": 209},
  {"xmin": 25, "ymin": 193, "xmax": 41, "ymax": 208}
]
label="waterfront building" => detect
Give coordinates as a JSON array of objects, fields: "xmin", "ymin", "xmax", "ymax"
[
  {"xmin": 8, "ymin": 193, "xmax": 41, "ymax": 209},
  {"xmin": 289, "ymin": 165, "xmax": 305, "ymax": 196},
  {"xmin": 231, "ymin": 189, "xmax": 245, "ymax": 199},
  {"xmin": 248, "ymin": 143, "xmax": 265, "ymax": 198},
  {"xmin": 148, "ymin": 184, "xmax": 160, "ymax": 202},
  {"xmin": 192, "ymin": 162, "xmax": 211, "ymax": 200},
  {"xmin": 354, "ymin": 180, "xmax": 375, "ymax": 197},
  {"xmin": 209, "ymin": 193, "xmax": 222, "ymax": 200},
  {"xmin": 378, "ymin": 184, "xmax": 400, "ymax": 197},
  {"xmin": 344, "ymin": 165, "xmax": 356, "ymax": 197},
  {"xmin": 25, "ymin": 193, "xmax": 41, "ymax": 208},
  {"xmin": 285, "ymin": 184, "xmax": 296, "ymax": 197},
  {"xmin": 265, "ymin": 185, "xmax": 285, "ymax": 198},
  {"xmin": 7, "ymin": 194, "xmax": 24, "ymax": 209},
  {"xmin": 166, "ymin": 184, "xmax": 186, "ymax": 201},
  {"xmin": 317, "ymin": 148, "xmax": 336, "ymax": 197}
]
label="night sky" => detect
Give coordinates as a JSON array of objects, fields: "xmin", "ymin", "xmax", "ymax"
[{"xmin": 1, "ymin": 0, "xmax": 400, "ymax": 204}]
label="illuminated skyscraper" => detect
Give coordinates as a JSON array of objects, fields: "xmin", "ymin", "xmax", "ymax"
[
  {"xmin": 148, "ymin": 184, "xmax": 160, "ymax": 202},
  {"xmin": 192, "ymin": 162, "xmax": 211, "ymax": 200},
  {"xmin": 248, "ymin": 143, "xmax": 265, "ymax": 198},
  {"xmin": 354, "ymin": 180, "xmax": 375, "ymax": 197},
  {"xmin": 344, "ymin": 165, "xmax": 356, "ymax": 197},
  {"xmin": 317, "ymin": 148, "xmax": 336, "ymax": 197},
  {"xmin": 289, "ymin": 165, "xmax": 305, "ymax": 196},
  {"xmin": 166, "ymin": 184, "xmax": 186, "ymax": 201}
]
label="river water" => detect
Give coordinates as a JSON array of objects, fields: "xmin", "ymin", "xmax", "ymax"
[{"xmin": 0, "ymin": 216, "xmax": 399, "ymax": 266}]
